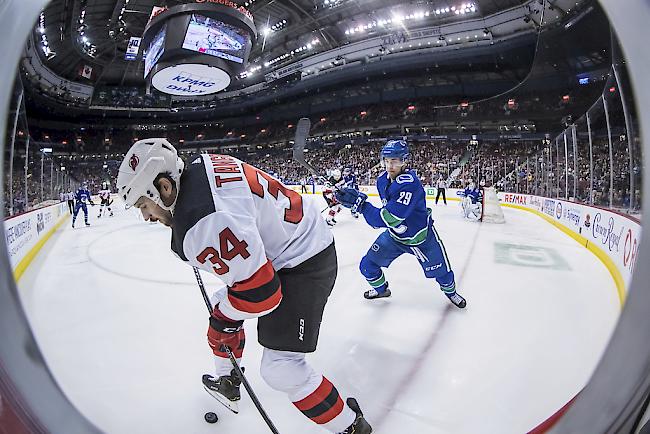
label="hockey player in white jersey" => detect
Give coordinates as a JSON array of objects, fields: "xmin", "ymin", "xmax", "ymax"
[
  {"xmin": 322, "ymin": 169, "xmax": 344, "ymax": 226},
  {"xmin": 116, "ymin": 138, "xmax": 371, "ymax": 434},
  {"xmin": 97, "ymin": 184, "xmax": 113, "ymax": 218}
]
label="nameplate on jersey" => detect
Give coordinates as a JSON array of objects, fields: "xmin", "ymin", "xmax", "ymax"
[
  {"xmin": 209, "ymin": 154, "xmax": 244, "ymax": 188},
  {"xmin": 396, "ymin": 174, "xmax": 414, "ymax": 184}
]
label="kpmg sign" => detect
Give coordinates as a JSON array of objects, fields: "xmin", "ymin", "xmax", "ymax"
[{"xmin": 151, "ymin": 64, "xmax": 231, "ymax": 95}]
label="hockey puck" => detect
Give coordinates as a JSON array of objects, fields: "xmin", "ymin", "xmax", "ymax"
[{"xmin": 204, "ymin": 412, "xmax": 218, "ymax": 424}]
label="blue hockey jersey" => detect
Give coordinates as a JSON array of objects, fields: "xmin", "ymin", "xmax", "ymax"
[
  {"xmin": 343, "ymin": 173, "xmax": 358, "ymax": 189},
  {"xmin": 463, "ymin": 186, "xmax": 482, "ymax": 204},
  {"xmin": 360, "ymin": 170, "xmax": 429, "ymax": 245},
  {"xmin": 75, "ymin": 188, "xmax": 92, "ymax": 203}
]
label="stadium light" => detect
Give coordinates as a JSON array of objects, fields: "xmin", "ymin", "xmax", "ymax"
[
  {"xmin": 345, "ymin": 3, "xmax": 476, "ymax": 36},
  {"xmin": 37, "ymin": 12, "xmax": 55, "ymax": 57}
]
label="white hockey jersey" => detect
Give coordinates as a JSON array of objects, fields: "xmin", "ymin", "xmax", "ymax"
[
  {"xmin": 99, "ymin": 189, "xmax": 111, "ymax": 200},
  {"xmin": 171, "ymin": 154, "xmax": 333, "ymax": 321}
]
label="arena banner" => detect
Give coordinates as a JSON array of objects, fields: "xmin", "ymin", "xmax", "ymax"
[
  {"xmin": 4, "ymin": 202, "xmax": 69, "ymax": 276},
  {"xmin": 498, "ymin": 192, "xmax": 640, "ymax": 301}
]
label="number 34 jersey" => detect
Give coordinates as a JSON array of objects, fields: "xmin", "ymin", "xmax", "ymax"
[{"xmin": 171, "ymin": 154, "xmax": 333, "ymax": 321}]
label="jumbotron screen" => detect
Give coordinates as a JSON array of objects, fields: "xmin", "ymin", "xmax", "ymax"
[
  {"xmin": 182, "ymin": 14, "xmax": 250, "ymax": 64},
  {"xmin": 144, "ymin": 24, "xmax": 166, "ymax": 78}
]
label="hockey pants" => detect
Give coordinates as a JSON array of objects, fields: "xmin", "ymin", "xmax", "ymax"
[
  {"xmin": 359, "ymin": 226, "xmax": 456, "ymax": 294},
  {"xmin": 72, "ymin": 202, "xmax": 88, "ymax": 224}
]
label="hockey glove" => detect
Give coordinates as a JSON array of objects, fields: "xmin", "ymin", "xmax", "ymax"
[
  {"xmin": 207, "ymin": 307, "xmax": 245, "ymax": 359},
  {"xmin": 335, "ymin": 187, "xmax": 367, "ymax": 211}
]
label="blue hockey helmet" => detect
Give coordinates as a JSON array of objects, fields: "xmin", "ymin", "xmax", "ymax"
[{"xmin": 381, "ymin": 140, "xmax": 409, "ymax": 162}]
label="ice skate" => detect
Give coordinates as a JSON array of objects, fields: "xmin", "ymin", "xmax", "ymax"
[
  {"xmin": 446, "ymin": 291, "xmax": 466, "ymax": 308},
  {"xmin": 364, "ymin": 287, "xmax": 391, "ymax": 300},
  {"xmin": 339, "ymin": 398, "xmax": 372, "ymax": 434},
  {"xmin": 202, "ymin": 368, "xmax": 242, "ymax": 414}
]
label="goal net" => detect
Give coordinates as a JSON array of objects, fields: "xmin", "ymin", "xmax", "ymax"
[{"xmin": 480, "ymin": 187, "xmax": 506, "ymax": 223}]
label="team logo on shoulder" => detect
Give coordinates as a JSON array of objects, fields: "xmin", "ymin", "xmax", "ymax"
[
  {"xmin": 129, "ymin": 154, "xmax": 139, "ymax": 171},
  {"xmin": 396, "ymin": 174, "xmax": 414, "ymax": 184},
  {"xmin": 371, "ymin": 243, "xmax": 380, "ymax": 252}
]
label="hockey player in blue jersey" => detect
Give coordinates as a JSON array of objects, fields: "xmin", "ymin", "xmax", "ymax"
[
  {"xmin": 460, "ymin": 180, "xmax": 482, "ymax": 220},
  {"xmin": 335, "ymin": 140, "xmax": 466, "ymax": 308},
  {"xmin": 342, "ymin": 167, "xmax": 358, "ymax": 189},
  {"xmin": 72, "ymin": 184, "xmax": 95, "ymax": 228},
  {"xmin": 342, "ymin": 167, "xmax": 360, "ymax": 218}
]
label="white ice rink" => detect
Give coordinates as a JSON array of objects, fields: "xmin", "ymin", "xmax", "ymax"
[{"xmin": 17, "ymin": 195, "xmax": 620, "ymax": 434}]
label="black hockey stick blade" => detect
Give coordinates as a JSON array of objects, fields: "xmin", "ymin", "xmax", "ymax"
[
  {"xmin": 292, "ymin": 118, "xmax": 321, "ymax": 177},
  {"xmin": 293, "ymin": 117, "xmax": 311, "ymax": 158}
]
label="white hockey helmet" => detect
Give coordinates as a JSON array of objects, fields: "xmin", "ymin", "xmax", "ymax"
[
  {"xmin": 331, "ymin": 169, "xmax": 341, "ymax": 180},
  {"xmin": 117, "ymin": 138, "xmax": 184, "ymax": 210}
]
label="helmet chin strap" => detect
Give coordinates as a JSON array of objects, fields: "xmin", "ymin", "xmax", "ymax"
[{"xmin": 158, "ymin": 194, "xmax": 178, "ymax": 215}]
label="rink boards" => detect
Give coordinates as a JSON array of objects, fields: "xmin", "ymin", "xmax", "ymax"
[
  {"xmin": 289, "ymin": 184, "xmax": 641, "ymax": 303},
  {"xmin": 497, "ymin": 192, "xmax": 640, "ymax": 303},
  {"xmin": 3, "ymin": 201, "xmax": 69, "ymax": 279}
]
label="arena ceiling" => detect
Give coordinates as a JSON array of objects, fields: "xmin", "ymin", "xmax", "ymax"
[{"xmin": 35, "ymin": 0, "xmax": 527, "ymax": 87}]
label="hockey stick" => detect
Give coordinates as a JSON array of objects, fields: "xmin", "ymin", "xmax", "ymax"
[
  {"xmin": 292, "ymin": 118, "xmax": 320, "ymax": 179},
  {"xmin": 292, "ymin": 118, "xmax": 363, "ymax": 214},
  {"xmin": 192, "ymin": 267, "xmax": 281, "ymax": 434},
  {"xmin": 292, "ymin": 119, "xmax": 337, "ymax": 213}
]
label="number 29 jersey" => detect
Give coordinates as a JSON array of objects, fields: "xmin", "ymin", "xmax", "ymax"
[
  {"xmin": 375, "ymin": 169, "xmax": 429, "ymax": 246},
  {"xmin": 171, "ymin": 154, "xmax": 333, "ymax": 321}
]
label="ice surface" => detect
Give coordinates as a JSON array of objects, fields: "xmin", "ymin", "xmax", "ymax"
[{"xmin": 17, "ymin": 195, "xmax": 620, "ymax": 433}]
